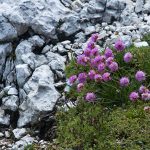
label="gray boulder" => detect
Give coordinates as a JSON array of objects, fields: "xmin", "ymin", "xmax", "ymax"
[{"xmin": 17, "ymin": 65, "xmax": 60, "ymax": 127}]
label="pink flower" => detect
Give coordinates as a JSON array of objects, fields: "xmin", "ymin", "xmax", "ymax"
[
  {"xmin": 129, "ymin": 92, "xmax": 139, "ymax": 102},
  {"xmin": 85, "ymin": 92, "xmax": 96, "ymax": 101},
  {"xmin": 90, "ymin": 47, "xmax": 99, "ymax": 56},
  {"xmin": 98, "ymin": 63, "xmax": 105, "ymax": 72},
  {"xmin": 94, "ymin": 74, "xmax": 102, "ymax": 82},
  {"xmin": 144, "ymin": 106, "xmax": 150, "ymax": 112},
  {"xmin": 141, "ymin": 93, "xmax": 150, "ymax": 101},
  {"xmin": 90, "ymin": 59, "xmax": 97, "ymax": 67},
  {"xmin": 104, "ymin": 48, "xmax": 114, "ymax": 58},
  {"xmin": 69, "ymin": 75, "xmax": 77, "ymax": 84},
  {"xmin": 124, "ymin": 52, "xmax": 133, "ymax": 63},
  {"xmin": 77, "ymin": 83, "xmax": 84, "ymax": 92},
  {"xmin": 135, "ymin": 71, "xmax": 146, "ymax": 82},
  {"xmin": 139, "ymin": 85, "xmax": 149, "ymax": 94},
  {"xmin": 93, "ymin": 55, "xmax": 102, "ymax": 65},
  {"xmin": 102, "ymin": 72, "xmax": 111, "ymax": 82},
  {"xmin": 99, "ymin": 55, "xmax": 106, "ymax": 62},
  {"xmin": 87, "ymin": 41, "xmax": 95, "ymax": 49},
  {"xmin": 120, "ymin": 77, "xmax": 130, "ymax": 87},
  {"xmin": 90, "ymin": 33, "xmax": 99, "ymax": 42},
  {"xmin": 108, "ymin": 62, "xmax": 118, "ymax": 72},
  {"xmin": 88, "ymin": 70, "xmax": 96, "ymax": 80},
  {"xmin": 105, "ymin": 57, "xmax": 114, "ymax": 66},
  {"xmin": 84, "ymin": 48, "xmax": 91, "ymax": 57},
  {"xmin": 77, "ymin": 55, "xmax": 90, "ymax": 66},
  {"xmin": 115, "ymin": 39, "xmax": 125, "ymax": 51},
  {"xmin": 78, "ymin": 73, "xmax": 87, "ymax": 83}
]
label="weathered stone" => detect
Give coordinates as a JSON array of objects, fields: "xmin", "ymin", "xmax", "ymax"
[
  {"xmin": 46, "ymin": 52, "xmax": 66, "ymax": 71},
  {"xmin": 12, "ymin": 134, "xmax": 34, "ymax": 150},
  {"xmin": 0, "ymin": 108, "xmax": 10, "ymax": 126},
  {"xmin": 13, "ymin": 128, "xmax": 27, "ymax": 139},
  {"xmin": 16, "ymin": 64, "xmax": 32, "ymax": 87},
  {"xmin": 2, "ymin": 95, "xmax": 19, "ymax": 111},
  {"xmin": 0, "ymin": 43, "xmax": 12, "ymax": 78},
  {"xmin": 134, "ymin": 41, "xmax": 149, "ymax": 47},
  {"xmin": 135, "ymin": 0, "xmax": 144, "ymax": 13},
  {"xmin": 17, "ymin": 65, "xmax": 60, "ymax": 127},
  {"xmin": 0, "ymin": 15, "xmax": 17, "ymax": 42}
]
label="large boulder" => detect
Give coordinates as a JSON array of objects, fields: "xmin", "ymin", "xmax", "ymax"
[{"xmin": 17, "ymin": 65, "xmax": 60, "ymax": 127}]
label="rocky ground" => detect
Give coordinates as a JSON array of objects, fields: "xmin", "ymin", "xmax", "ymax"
[{"xmin": 0, "ymin": 0, "xmax": 150, "ymax": 149}]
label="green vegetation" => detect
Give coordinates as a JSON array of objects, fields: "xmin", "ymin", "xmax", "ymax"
[
  {"xmin": 24, "ymin": 144, "xmax": 35, "ymax": 150},
  {"xmin": 142, "ymin": 34, "xmax": 150, "ymax": 46},
  {"xmin": 65, "ymin": 46, "xmax": 150, "ymax": 106},
  {"xmin": 55, "ymin": 45, "xmax": 150, "ymax": 150},
  {"xmin": 56, "ymin": 101, "xmax": 150, "ymax": 150}
]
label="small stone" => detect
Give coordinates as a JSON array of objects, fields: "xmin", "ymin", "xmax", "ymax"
[
  {"xmin": 100, "ymin": 30, "xmax": 107, "ymax": 39},
  {"xmin": 109, "ymin": 25, "xmax": 116, "ymax": 32},
  {"xmin": 51, "ymin": 45, "xmax": 58, "ymax": 53},
  {"xmin": 16, "ymin": 64, "xmax": 32, "ymax": 87},
  {"xmin": 121, "ymin": 35, "xmax": 132, "ymax": 47},
  {"xmin": 85, "ymin": 26, "xmax": 96, "ymax": 35},
  {"xmin": 0, "ymin": 132, "xmax": 4, "ymax": 137},
  {"xmin": 102, "ymin": 22, "xmax": 108, "ymax": 27},
  {"xmin": 5, "ymin": 131, "xmax": 10, "ymax": 138},
  {"xmin": 57, "ymin": 43, "xmax": 68, "ymax": 54},
  {"xmin": 134, "ymin": 41, "xmax": 149, "ymax": 47},
  {"xmin": 105, "ymin": 26, "xmax": 110, "ymax": 31},
  {"xmin": 61, "ymin": 40, "xmax": 71, "ymax": 45},
  {"xmin": 65, "ymin": 44, "xmax": 71, "ymax": 50},
  {"xmin": 42, "ymin": 45, "xmax": 51, "ymax": 54},
  {"xmin": 68, "ymin": 52, "xmax": 72, "ymax": 61},
  {"xmin": 0, "ymin": 109, "xmax": 10, "ymax": 126},
  {"xmin": 2, "ymin": 95, "xmax": 19, "ymax": 111},
  {"xmin": 7, "ymin": 87, "xmax": 18, "ymax": 95},
  {"xmin": 13, "ymin": 128, "xmax": 27, "ymax": 139},
  {"xmin": 8, "ymin": 144, "xmax": 12, "ymax": 147},
  {"xmin": 54, "ymin": 82, "xmax": 65, "ymax": 88},
  {"xmin": 135, "ymin": 0, "xmax": 144, "ymax": 13},
  {"xmin": 2, "ymin": 146, "xmax": 6, "ymax": 150}
]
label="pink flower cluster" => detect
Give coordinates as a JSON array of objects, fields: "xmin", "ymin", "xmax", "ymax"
[
  {"xmin": 68, "ymin": 34, "xmax": 148, "ymax": 103},
  {"xmin": 129, "ymin": 71, "xmax": 147, "ymax": 102},
  {"xmin": 129, "ymin": 85, "xmax": 150, "ymax": 102}
]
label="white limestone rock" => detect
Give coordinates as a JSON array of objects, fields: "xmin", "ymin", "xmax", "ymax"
[
  {"xmin": 0, "ymin": 108, "xmax": 10, "ymax": 126},
  {"xmin": 134, "ymin": 41, "xmax": 149, "ymax": 47},
  {"xmin": 46, "ymin": 52, "xmax": 66, "ymax": 71},
  {"xmin": 2, "ymin": 95, "xmax": 19, "ymax": 111},
  {"xmin": 17, "ymin": 65, "xmax": 60, "ymax": 127},
  {"xmin": 16, "ymin": 64, "xmax": 32, "ymax": 88},
  {"xmin": 135, "ymin": 0, "xmax": 144, "ymax": 13},
  {"xmin": 0, "ymin": 15, "xmax": 17, "ymax": 42},
  {"xmin": 0, "ymin": 43, "xmax": 12, "ymax": 77},
  {"xmin": 12, "ymin": 134, "xmax": 34, "ymax": 150},
  {"xmin": 13, "ymin": 128, "xmax": 27, "ymax": 139}
]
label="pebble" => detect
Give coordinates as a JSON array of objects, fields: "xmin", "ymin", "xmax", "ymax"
[
  {"xmin": 13, "ymin": 128, "xmax": 27, "ymax": 139},
  {"xmin": 5, "ymin": 131, "xmax": 10, "ymax": 138},
  {"xmin": 102, "ymin": 22, "xmax": 108, "ymax": 27},
  {"xmin": 134, "ymin": 41, "xmax": 149, "ymax": 47},
  {"xmin": 85, "ymin": 26, "xmax": 96, "ymax": 35},
  {"xmin": 0, "ymin": 132, "xmax": 4, "ymax": 138}
]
